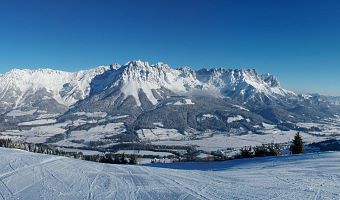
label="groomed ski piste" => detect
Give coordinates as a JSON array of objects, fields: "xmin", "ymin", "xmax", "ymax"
[{"xmin": 0, "ymin": 147, "xmax": 340, "ymax": 200}]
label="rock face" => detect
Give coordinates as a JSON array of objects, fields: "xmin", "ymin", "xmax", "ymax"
[{"xmin": 0, "ymin": 60, "xmax": 339, "ymax": 143}]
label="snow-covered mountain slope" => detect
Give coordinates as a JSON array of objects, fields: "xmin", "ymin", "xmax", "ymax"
[
  {"xmin": 1, "ymin": 147, "xmax": 340, "ymax": 200},
  {"xmin": 0, "ymin": 66, "xmax": 114, "ymax": 112},
  {"xmin": 117, "ymin": 61, "xmax": 199, "ymax": 106},
  {"xmin": 195, "ymin": 68, "xmax": 296, "ymax": 103}
]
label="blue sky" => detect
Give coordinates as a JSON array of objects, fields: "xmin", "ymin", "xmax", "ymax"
[{"xmin": 0, "ymin": 0, "xmax": 339, "ymax": 95}]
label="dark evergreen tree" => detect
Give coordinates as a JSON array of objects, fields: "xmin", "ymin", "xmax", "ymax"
[
  {"xmin": 254, "ymin": 145, "xmax": 267, "ymax": 157},
  {"xmin": 267, "ymin": 143, "xmax": 281, "ymax": 156},
  {"xmin": 129, "ymin": 155, "xmax": 138, "ymax": 164},
  {"xmin": 290, "ymin": 132, "xmax": 304, "ymax": 154},
  {"xmin": 120, "ymin": 153, "xmax": 128, "ymax": 164},
  {"xmin": 240, "ymin": 146, "xmax": 254, "ymax": 158}
]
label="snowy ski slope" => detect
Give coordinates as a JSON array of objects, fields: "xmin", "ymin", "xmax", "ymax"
[{"xmin": 0, "ymin": 147, "xmax": 340, "ymax": 199}]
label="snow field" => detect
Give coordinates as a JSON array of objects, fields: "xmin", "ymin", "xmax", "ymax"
[{"xmin": 1, "ymin": 148, "xmax": 340, "ymax": 199}]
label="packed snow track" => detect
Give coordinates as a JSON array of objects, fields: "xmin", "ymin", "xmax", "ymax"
[{"xmin": 0, "ymin": 148, "xmax": 340, "ymax": 199}]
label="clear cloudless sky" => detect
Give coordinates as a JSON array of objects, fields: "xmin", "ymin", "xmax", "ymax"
[{"xmin": 0, "ymin": 0, "xmax": 339, "ymax": 95}]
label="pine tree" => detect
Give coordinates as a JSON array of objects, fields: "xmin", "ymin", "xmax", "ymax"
[
  {"xmin": 129, "ymin": 155, "xmax": 138, "ymax": 164},
  {"xmin": 120, "ymin": 153, "xmax": 127, "ymax": 164},
  {"xmin": 267, "ymin": 143, "xmax": 281, "ymax": 156},
  {"xmin": 290, "ymin": 132, "xmax": 304, "ymax": 154},
  {"xmin": 254, "ymin": 145, "xmax": 267, "ymax": 157},
  {"xmin": 240, "ymin": 146, "xmax": 254, "ymax": 158}
]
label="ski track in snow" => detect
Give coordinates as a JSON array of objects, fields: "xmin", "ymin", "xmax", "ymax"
[{"xmin": 1, "ymin": 148, "xmax": 340, "ymax": 200}]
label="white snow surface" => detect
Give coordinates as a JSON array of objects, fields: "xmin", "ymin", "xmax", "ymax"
[
  {"xmin": 232, "ymin": 104, "xmax": 250, "ymax": 111},
  {"xmin": 137, "ymin": 128, "xmax": 184, "ymax": 141},
  {"xmin": 1, "ymin": 148, "xmax": 340, "ymax": 199},
  {"xmin": 115, "ymin": 150, "xmax": 174, "ymax": 157},
  {"xmin": 227, "ymin": 115, "xmax": 244, "ymax": 123},
  {"xmin": 153, "ymin": 122, "xmax": 164, "ymax": 127},
  {"xmin": 6, "ymin": 109, "xmax": 37, "ymax": 117},
  {"xmin": 1, "ymin": 121, "xmax": 69, "ymax": 143},
  {"xmin": 73, "ymin": 112, "xmax": 108, "ymax": 118},
  {"xmin": 197, "ymin": 114, "xmax": 219, "ymax": 122},
  {"xmin": 68, "ymin": 123, "xmax": 126, "ymax": 143},
  {"xmin": 18, "ymin": 119, "xmax": 57, "ymax": 126},
  {"xmin": 173, "ymin": 99, "xmax": 195, "ymax": 105}
]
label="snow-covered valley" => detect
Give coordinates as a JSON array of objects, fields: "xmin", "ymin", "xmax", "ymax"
[{"xmin": 0, "ymin": 147, "xmax": 340, "ymax": 199}]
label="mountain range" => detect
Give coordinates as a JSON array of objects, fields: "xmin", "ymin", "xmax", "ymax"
[{"xmin": 0, "ymin": 60, "xmax": 339, "ymax": 147}]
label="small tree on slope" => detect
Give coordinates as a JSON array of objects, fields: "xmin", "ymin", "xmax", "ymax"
[{"xmin": 290, "ymin": 132, "xmax": 304, "ymax": 154}]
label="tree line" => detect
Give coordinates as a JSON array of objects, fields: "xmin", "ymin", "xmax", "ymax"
[
  {"xmin": 0, "ymin": 132, "xmax": 305, "ymax": 164},
  {"xmin": 235, "ymin": 132, "xmax": 304, "ymax": 159},
  {"xmin": 0, "ymin": 138, "xmax": 138, "ymax": 164}
]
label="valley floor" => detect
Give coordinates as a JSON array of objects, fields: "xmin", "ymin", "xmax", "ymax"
[{"xmin": 0, "ymin": 148, "xmax": 340, "ymax": 200}]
